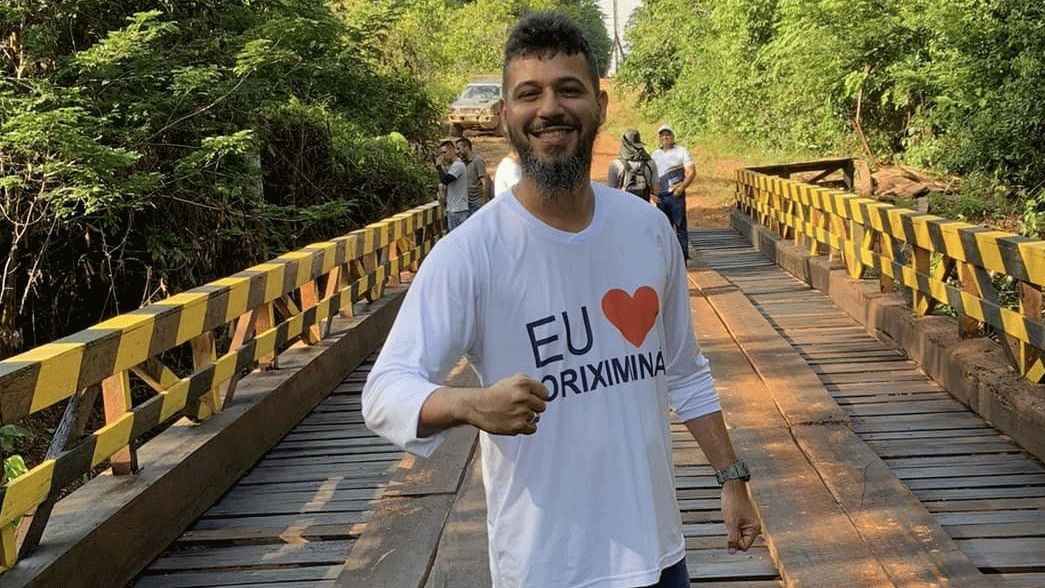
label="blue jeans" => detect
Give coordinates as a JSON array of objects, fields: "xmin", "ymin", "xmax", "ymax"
[
  {"xmin": 468, "ymin": 203, "xmax": 482, "ymax": 216},
  {"xmin": 641, "ymin": 558, "xmax": 689, "ymax": 588},
  {"xmin": 447, "ymin": 210, "xmax": 469, "ymax": 231},
  {"xmin": 656, "ymin": 192, "xmax": 689, "ymax": 259}
]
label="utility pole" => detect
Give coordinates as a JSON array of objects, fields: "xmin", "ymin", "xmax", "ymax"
[{"xmin": 610, "ymin": 0, "xmax": 626, "ymax": 73}]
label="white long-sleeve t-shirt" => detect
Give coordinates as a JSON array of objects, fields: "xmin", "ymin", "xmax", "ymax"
[{"xmin": 362, "ymin": 182, "xmax": 721, "ymax": 588}]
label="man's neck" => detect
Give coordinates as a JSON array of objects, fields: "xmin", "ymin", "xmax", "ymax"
[{"xmin": 513, "ymin": 178, "xmax": 595, "ymax": 233}]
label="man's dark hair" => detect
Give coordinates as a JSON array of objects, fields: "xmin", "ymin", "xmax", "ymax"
[
  {"xmin": 439, "ymin": 140, "xmax": 455, "ymax": 150},
  {"xmin": 503, "ymin": 11, "xmax": 600, "ymax": 91},
  {"xmin": 455, "ymin": 137, "xmax": 472, "ymax": 149}
]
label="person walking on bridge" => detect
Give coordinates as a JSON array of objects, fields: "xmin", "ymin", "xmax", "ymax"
[
  {"xmin": 363, "ymin": 12, "xmax": 760, "ymax": 588},
  {"xmin": 651, "ymin": 124, "xmax": 695, "ymax": 259}
]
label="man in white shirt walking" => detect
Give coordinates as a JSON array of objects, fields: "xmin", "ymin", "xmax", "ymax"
[
  {"xmin": 651, "ymin": 124, "xmax": 695, "ymax": 259},
  {"xmin": 363, "ymin": 12, "xmax": 760, "ymax": 588},
  {"xmin": 436, "ymin": 139, "xmax": 470, "ymax": 230}
]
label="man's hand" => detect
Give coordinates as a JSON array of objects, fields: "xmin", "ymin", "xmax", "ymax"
[
  {"xmin": 721, "ymin": 480, "xmax": 761, "ymax": 554},
  {"xmin": 465, "ymin": 374, "xmax": 548, "ymax": 435},
  {"xmin": 671, "ymin": 185, "xmax": 686, "ymax": 197}
]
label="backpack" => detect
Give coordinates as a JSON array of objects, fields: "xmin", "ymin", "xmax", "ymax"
[{"xmin": 618, "ymin": 158, "xmax": 652, "ymax": 200}]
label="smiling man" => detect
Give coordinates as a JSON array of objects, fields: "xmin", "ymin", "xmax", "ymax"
[{"xmin": 362, "ymin": 12, "xmax": 760, "ymax": 588}]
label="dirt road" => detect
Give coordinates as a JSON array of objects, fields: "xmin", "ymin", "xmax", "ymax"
[{"xmin": 469, "ymin": 90, "xmax": 734, "ymax": 229}]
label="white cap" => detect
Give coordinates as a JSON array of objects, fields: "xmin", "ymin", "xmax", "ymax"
[{"xmin": 658, "ymin": 124, "xmax": 674, "ymax": 135}]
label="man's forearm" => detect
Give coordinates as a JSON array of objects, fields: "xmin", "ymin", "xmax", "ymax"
[
  {"xmin": 683, "ymin": 410, "xmax": 739, "ymax": 471},
  {"xmin": 418, "ymin": 386, "xmax": 475, "ymax": 437},
  {"xmin": 680, "ymin": 165, "xmax": 695, "ymax": 190}
]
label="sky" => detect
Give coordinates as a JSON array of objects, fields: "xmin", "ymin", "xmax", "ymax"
[{"xmin": 597, "ymin": 0, "xmax": 643, "ymax": 73}]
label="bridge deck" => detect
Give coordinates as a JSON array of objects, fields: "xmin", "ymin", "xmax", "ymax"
[{"xmin": 128, "ymin": 228, "xmax": 1045, "ymax": 588}]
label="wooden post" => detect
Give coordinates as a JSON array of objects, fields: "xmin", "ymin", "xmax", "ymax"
[
  {"xmin": 254, "ymin": 302, "xmax": 277, "ymax": 369},
  {"xmin": 809, "ymin": 209, "xmax": 824, "ymax": 255},
  {"xmin": 959, "ymin": 262, "xmax": 983, "ymax": 339},
  {"xmin": 912, "ymin": 245, "xmax": 933, "ymax": 316},
  {"xmin": 1019, "ymin": 281, "xmax": 1043, "ymax": 377},
  {"xmin": 15, "ymin": 384, "xmax": 102, "ymax": 561},
  {"xmin": 188, "ymin": 331, "xmax": 221, "ymax": 420},
  {"xmin": 879, "ymin": 232, "xmax": 895, "ymax": 293},
  {"xmin": 102, "ymin": 372, "xmax": 139, "ymax": 474},
  {"xmin": 298, "ymin": 280, "xmax": 322, "ymax": 344}
]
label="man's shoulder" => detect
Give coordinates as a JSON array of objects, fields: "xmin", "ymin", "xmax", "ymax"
[{"xmin": 450, "ymin": 159, "xmax": 467, "ymax": 174}]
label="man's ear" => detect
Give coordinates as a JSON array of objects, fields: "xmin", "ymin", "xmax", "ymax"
[
  {"xmin": 597, "ymin": 90, "xmax": 609, "ymax": 126},
  {"xmin": 497, "ymin": 98, "xmax": 507, "ymax": 134}
]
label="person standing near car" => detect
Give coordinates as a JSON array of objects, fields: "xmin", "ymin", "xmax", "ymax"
[
  {"xmin": 363, "ymin": 11, "xmax": 760, "ymax": 588},
  {"xmin": 651, "ymin": 124, "xmax": 695, "ymax": 259},
  {"xmin": 456, "ymin": 137, "xmax": 491, "ymax": 215},
  {"xmin": 436, "ymin": 140, "xmax": 469, "ymax": 231}
]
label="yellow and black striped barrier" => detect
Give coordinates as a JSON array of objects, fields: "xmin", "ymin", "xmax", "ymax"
[
  {"xmin": 736, "ymin": 164, "xmax": 1045, "ymax": 383},
  {"xmin": 0, "ymin": 200, "xmax": 444, "ymax": 570}
]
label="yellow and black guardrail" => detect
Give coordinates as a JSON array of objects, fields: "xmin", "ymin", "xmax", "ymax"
[
  {"xmin": 736, "ymin": 162, "xmax": 1045, "ymax": 383},
  {"xmin": 0, "ymin": 201, "xmax": 444, "ymax": 570}
]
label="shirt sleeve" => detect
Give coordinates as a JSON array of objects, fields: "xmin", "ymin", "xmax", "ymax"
[
  {"xmin": 361, "ymin": 236, "xmax": 478, "ymax": 457},
  {"xmin": 680, "ymin": 146, "xmax": 694, "ymax": 169},
  {"xmin": 450, "ymin": 160, "xmax": 467, "ymax": 179},
  {"xmin": 658, "ymin": 217, "xmax": 721, "ymax": 421},
  {"xmin": 476, "ymin": 156, "xmax": 489, "ymax": 179}
]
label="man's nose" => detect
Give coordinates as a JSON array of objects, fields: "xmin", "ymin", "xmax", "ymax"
[{"xmin": 536, "ymin": 89, "xmax": 565, "ymax": 118}]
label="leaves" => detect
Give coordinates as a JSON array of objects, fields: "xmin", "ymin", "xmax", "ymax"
[{"xmin": 619, "ymin": 0, "xmax": 1045, "ymax": 189}]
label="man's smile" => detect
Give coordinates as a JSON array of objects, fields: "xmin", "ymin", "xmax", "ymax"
[{"xmin": 528, "ymin": 124, "xmax": 577, "ymax": 148}]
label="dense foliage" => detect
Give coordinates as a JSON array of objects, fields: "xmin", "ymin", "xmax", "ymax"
[
  {"xmin": 334, "ymin": 0, "xmax": 613, "ymax": 105},
  {"xmin": 618, "ymin": 0, "xmax": 1045, "ymax": 211},
  {"xmin": 0, "ymin": 0, "xmax": 442, "ymax": 357},
  {"xmin": 0, "ymin": 0, "xmax": 612, "ymax": 359}
]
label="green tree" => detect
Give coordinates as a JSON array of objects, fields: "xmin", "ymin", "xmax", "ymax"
[{"xmin": 1, "ymin": 1, "xmax": 439, "ymax": 356}]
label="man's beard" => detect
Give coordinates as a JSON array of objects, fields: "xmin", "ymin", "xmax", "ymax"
[{"xmin": 508, "ymin": 117, "xmax": 596, "ymax": 199}]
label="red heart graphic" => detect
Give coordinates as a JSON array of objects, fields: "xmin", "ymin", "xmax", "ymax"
[{"xmin": 601, "ymin": 287, "xmax": 660, "ymax": 348}]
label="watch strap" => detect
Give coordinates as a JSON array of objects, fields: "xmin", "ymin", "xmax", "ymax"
[{"xmin": 715, "ymin": 459, "xmax": 750, "ymax": 485}]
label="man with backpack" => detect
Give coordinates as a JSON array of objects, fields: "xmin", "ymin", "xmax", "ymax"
[{"xmin": 608, "ymin": 129, "xmax": 657, "ymax": 201}]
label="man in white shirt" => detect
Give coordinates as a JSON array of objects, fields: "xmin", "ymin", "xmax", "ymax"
[
  {"xmin": 651, "ymin": 125, "xmax": 695, "ymax": 259},
  {"xmin": 437, "ymin": 139, "xmax": 469, "ymax": 230},
  {"xmin": 494, "ymin": 148, "xmax": 521, "ymax": 196},
  {"xmin": 363, "ymin": 12, "xmax": 760, "ymax": 588}
]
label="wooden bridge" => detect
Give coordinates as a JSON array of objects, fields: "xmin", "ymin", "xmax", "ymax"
[{"xmin": 1, "ymin": 159, "xmax": 1043, "ymax": 588}]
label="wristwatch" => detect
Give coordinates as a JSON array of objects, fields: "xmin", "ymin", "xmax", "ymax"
[{"xmin": 714, "ymin": 459, "xmax": 750, "ymax": 485}]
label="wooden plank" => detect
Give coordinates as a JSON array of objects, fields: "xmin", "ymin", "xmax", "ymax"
[
  {"xmin": 915, "ymin": 486, "xmax": 1045, "ymax": 502},
  {"xmin": 957, "ymin": 538, "xmax": 1045, "ymax": 571},
  {"xmin": 147, "ymin": 540, "xmax": 353, "ymax": 572},
  {"xmin": 335, "ymin": 494, "xmax": 454, "ymax": 588},
  {"xmin": 135, "ymin": 566, "xmax": 341, "ymax": 588},
  {"xmin": 685, "ymin": 278, "xmax": 896, "ymax": 587},
  {"xmin": 995, "ymin": 573, "xmax": 1045, "ymax": 587},
  {"xmin": 192, "ymin": 511, "xmax": 369, "ymax": 531},
  {"xmin": 422, "ymin": 456, "xmax": 491, "ymax": 588},
  {"xmin": 793, "ymin": 423, "xmax": 996, "ymax": 588},
  {"xmin": 944, "ymin": 521, "xmax": 1045, "ymax": 539},
  {"xmin": 178, "ymin": 523, "xmax": 364, "ymax": 543},
  {"xmin": 685, "ymin": 548, "xmax": 778, "ymax": 580},
  {"xmin": 690, "ymin": 267, "xmax": 849, "ymax": 427}
]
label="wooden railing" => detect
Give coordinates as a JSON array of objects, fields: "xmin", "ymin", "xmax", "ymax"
[
  {"xmin": 0, "ymin": 201, "xmax": 444, "ymax": 571},
  {"xmin": 736, "ymin": 161, "xmax": 1045, "ymax": 383}
]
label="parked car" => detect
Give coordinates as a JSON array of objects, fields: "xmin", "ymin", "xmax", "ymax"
[{"xmin": 445, "ymin": 77, "xmax": 502, "ymax": 136}]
